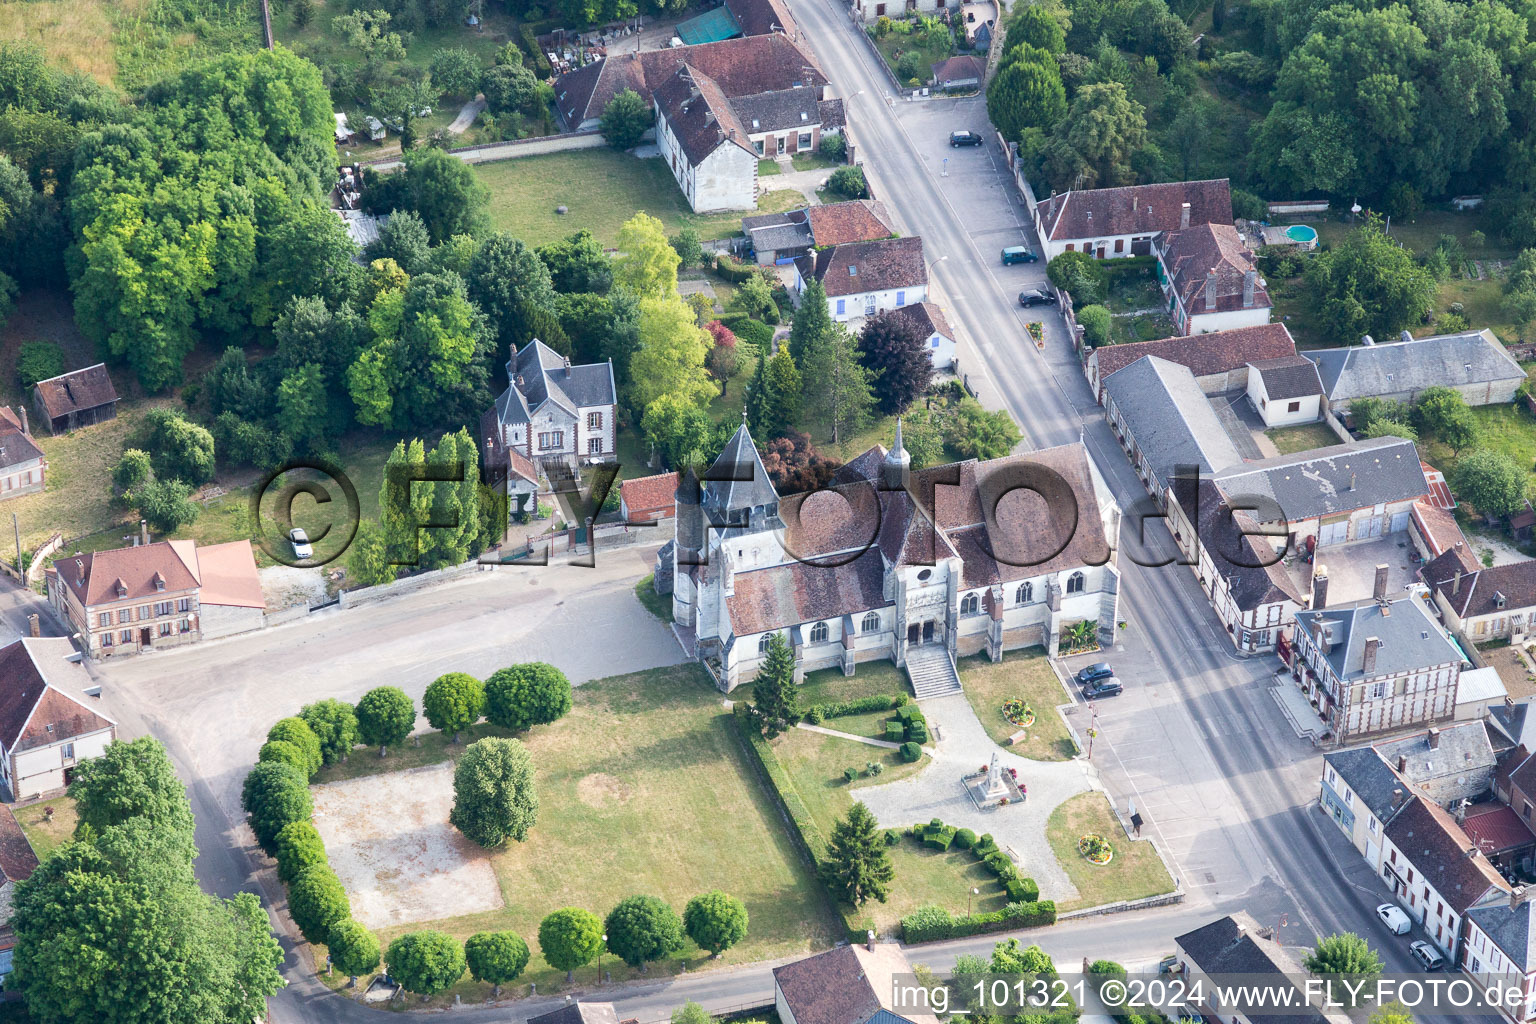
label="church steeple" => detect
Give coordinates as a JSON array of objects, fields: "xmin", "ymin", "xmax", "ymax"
[{"xmin": 882, "ymin": 418, "xmax": 910, "ymax": 490}]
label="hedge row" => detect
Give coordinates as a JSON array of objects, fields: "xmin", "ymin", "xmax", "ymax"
[
  {"xmin": 904, "ymin": 820, "xmax": 1043, "ymax": 914},
  {"xmin": 899, "ymin": 900, "xmax": 1058, "ymax": 943},
  {"xmin": 802, "ymin": 693, "xmax": 909, "ymax": 722},
  {"xmin": 520, "ymin": 25, "xmax": 553, "ymax": 77},
  {"xmin": 714, "ymin": 253, "xmax": 761, "ymax": 282}
]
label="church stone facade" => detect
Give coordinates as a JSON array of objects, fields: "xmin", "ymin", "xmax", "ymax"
[{"xmin": 656, "ymin": 423, "xmax": 1123, "ymax": 691}]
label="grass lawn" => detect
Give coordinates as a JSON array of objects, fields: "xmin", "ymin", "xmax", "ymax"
[
  {"xmin": 801, "ymin": 661, "xmax": 911, "ymax": 706},
  {"xmin": 1104, "ymin": 267, "xmax": 1162, "ymax": 315},
  {"xmin": 1108, "ymin": 311, "xmax": 1175, "ymax": 346},
  {"xmin": 1265, "ymin": 422, "xmax": 1341, "ymax": 455},
  {"xmin": 477, "ymin": 151, "xmax": 811, "ymax": 248},
  {"xmin": 326, "ymin": 665, "xmax": 835, "ymax": 1005},
  {"xmin": 634, "ymin": 573, "xmax": 672, "ymax": 622},
  {"xmin": 13, "ymin": 797, "xmax": 76, "ymax": 862},
  {"xmin": 1421, "ymin": 404, "xmax": 1536, "ymax": 497},
  {"xmin": 769, "ymin": 727, "xmax": 1006, "ymax": 934},
  {"xmin": 790, "ymin": 152, "xmax": 840, "ymax": 172},
  {"xmin": 1311, "ymin": 209, "xmax": 1514, "ymax": 261},
  {"xmin": 871, "ymin": 26, "xmax": 956, "ymax": 86},
  {"xmin": 759, "ymin": 160, "xmax": 783, "ymax": 176},
  {"xmin": 956, "ymin": 648, "xmax": 1076, "ymax": 760},
  {"xmin": 1046, "ymin": 791, "xmax": 1175, "ymax": 912}
]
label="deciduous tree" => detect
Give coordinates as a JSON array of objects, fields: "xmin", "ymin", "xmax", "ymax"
[
  {"xmin": 943, "ymin": 398, "xmax": 1022, "ymax": 460},
  {"xmin": 464, "ymin": 930, "xmax": 531, "ymax": 996},
  {"xmin": 1304, "ymin": 218, "xmax": 1436, "ymax": 343},
  {"xmin": 683, "ymin": 891, "xmax": 749, "ymax": 956},
  {"xmin": 539, "ymin": 907, "xmax": 605, "ymax": 981},
  {"xmin": 1303, "ymin": 933, "xmax": 1383, "ymax": 1007},
  {"xmin": 601, "ymin": 89, "xmax": 653, "ymax": 150},
  {"xmin": 267, "ymin": 716, "xmax": 323, "ymax": 777},
  {"xmin": 858, "ymin": 310, "xmax": 933, "ymax": 414},
  {"xmin": 1453, "ymin": 449, "xmax": 1529, "ymax": 518},
  {"xmin": 300, "ymin": 699, "xmax": 360, "ymax": 765},
  {"xmin": 386, "ymin": 931, "xmax": 467, "ymax": 997},
  {"xmin": 643, "ymin": 394, "xmax": 714, "ymax": 469},
  {"xmin": 450, "ymin": 736, "xmax": 538, "ymax": 847},
  {"xmin": 329, "ymin": 919, "xmax": 383, "ymax": 987},
  {"xmin": 356, "ymin": 686, "xmax": 416, "ymax": 756},
  {"xmin": 68, "ymin": 736, "xmax": 196, "ymax": 845},
  {"xmin": 273, "ymin": 820, "xmax": 328, "ymax": 883},
  {"xmin": 629, "ymin": 294, "xmax": 714, "ymax": 411},
  {"xmin": 614, "ymin": 213, "xmax": 680, "ymax": 298},
  {"xmin": 287, "ymin": 864, "xmax": 352, "ymax": 945},
  {"xmin": 483, "ymin": 662, "xmax": 574, "ymax": 731},
  {"xmin": 240, "ymin": 760, "xmax": 313, "ymax": 856},
  {"xmin": 467, "ymin": 232, "xmax": 559, "ymax": 353},
  {"xmin": 423, "ymin": 671, "xmax": 486, "ymax": 743},
  {"xmin": 604, "ymin": 895, "xmax": 685, "ymax": 970}
]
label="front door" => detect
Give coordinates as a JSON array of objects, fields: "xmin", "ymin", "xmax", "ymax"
[
  {"xmin": 922, "ymin": 621, "xmax": 934, "ymax": 643},
  {"xmin": 775, "ymin": 136, "xmax": 783, "ymax": 156},
  {"xmin": 908, "ymin": 623, "xmax": 920, "ymax": 644},
  {"xmin": 139, "ymin": 627, "xmax": 152, "ymax": 647}
]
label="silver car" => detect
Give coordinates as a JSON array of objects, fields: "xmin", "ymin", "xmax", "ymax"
[{"xmin": 289, "ymin": 527, "xmax": 313, "ymax": 560}]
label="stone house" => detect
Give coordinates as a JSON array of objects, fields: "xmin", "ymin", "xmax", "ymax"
[
  {"xmin": 1033, "ymin": 178, "xmax": 1233, "ymax": 262},
  {"xmin": 0, "ymin": 638, "xmax": 116, "ymax": 799},
  {"xmin": 654, "ymin": 65, "xmax": 760, "ymax": 212},
  {"xmin": 1290, "ymin": 594, "xmax": 1463, "ymax": 742},
  {"xmin": 0, "ymin": 406, "xmax": 44, "ymax": 501},
  {"xmin": 1305, "ymin": 329, "xmax": 1527, "ymax": 422},
  {"xmin": 794, "ymin": 236, "xmax": 928, "ymax": 321},
  {"xmin": 1245, "ymin": 356, "xmax": 1324, "ymax": 427},
  {"xmin": 930, "ymin": 56, "xmax": 983, "ymax": 91},
  {"xmin": 1423, "ymin": 554, "xmax": 1536, "ymax": 644},
  {"xmin": 620, "ymin": 472, "xmax": 678, "ymax": 523},
  {"xmin": 1084, "ymin": 322, "xmax": 1298, "ymax": 405},
  {"xmin": 1153, "ymin": 222, "xmax": 1271, "ymax": 336}
]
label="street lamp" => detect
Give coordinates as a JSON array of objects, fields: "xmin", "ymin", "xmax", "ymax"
[
  {"xmin": 968, "ymin": 886, "xmax": 979, "ymax": 916},
  {"xmin": 598, "ymin": 933, "xmax": 607, "ymax": 984}
]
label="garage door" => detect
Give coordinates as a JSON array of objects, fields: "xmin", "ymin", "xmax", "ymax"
[
  {"xmin": 1319, "ymin": 520, "xmax": 1350, "ymax": 546},
  {"xmin": 1390, "ymin": 510, "xmax": 1410, "ymax": 533},
  {"xmin": 1358, "ymin": 515, "xmax": 1383, "ymax": 540}
]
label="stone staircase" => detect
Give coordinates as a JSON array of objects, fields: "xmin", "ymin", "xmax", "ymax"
[{"xmin": 905, "ymin": 644, "xmax": 963, "ymax": 700}]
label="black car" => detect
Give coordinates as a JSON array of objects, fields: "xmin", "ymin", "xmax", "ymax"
[
  {"xmin": 1075, "ymin": 662, "xmax": 1114, "ymax": 685},
  {"xmin": 1083, "ymin": 677, "xmax": 1124, "ymax": 700},
  {"xmin": 950, "ymin": 130, "xmax": 985, "ymax": 147},
  {"xmin": 1018, "ymin": 290, "xmax": 1058, "ymax": 307}
]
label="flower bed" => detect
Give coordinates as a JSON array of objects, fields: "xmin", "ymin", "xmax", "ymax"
[
  {"xmin": 1078, "ymin": 834, "xmax": 1114, "ymax": 865},
  {"xmin": 1001, "ymin": 699, "xmax": 1035, "ymax": 728},
  {"xmin": 1027, "ymin": 321, "xmax": 1044, "ymax": 341}
]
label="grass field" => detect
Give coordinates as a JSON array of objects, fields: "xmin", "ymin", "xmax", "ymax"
[
  {"xmin": 13, "ymin": 797, "xmax": 77, "ymax": 862},
  {"xmin": 319, "ymin": 665, "xmax": 835, "ymax": 1005},
  {"xmin": 1265, "ymin": 422, "xmax": 1340, "ymax": 455},
  {"xmin": 1046, "ymin": 791, "xmax": 1175, "ymax": 912},
  {"xmin": 956, "ymin": 649, "xmax": 1076, "ymax": 759},
  {"xmin": 477, "ymin": 151, "xmax": 809, "ymax": 247},
  {"xmin": 769, "ymin": 726, "xmax": 1008, "ymax": 934},
  {"xmin": 1421, "ymin": 404, "xmax": 1536, "ymax": 498}
]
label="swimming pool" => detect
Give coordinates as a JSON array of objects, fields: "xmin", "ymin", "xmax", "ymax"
[{"xmin": 1286, "ymin": 224, "xmax": 1319, "ymax": 243}]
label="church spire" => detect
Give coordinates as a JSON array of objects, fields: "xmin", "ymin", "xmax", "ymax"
[{"xmin": 882, "ymin": 417, "xmax": 910, "ymax": 490}]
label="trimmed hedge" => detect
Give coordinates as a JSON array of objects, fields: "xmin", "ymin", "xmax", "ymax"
[
  {"xmin": 906, "ymin": 721, "xmax": 928, "ymax": 744},
  {"xmin": 714, "ymin": 253, "xmax": 760, "ymax": 282},
  {"xmin": 898, "ymin": 741, "xmax": 922, "ymax": 762},
  {"xmin": 953, "ymin": 828, "xmax": 977, "ymax": 849},
  {"xmin": 732, "ymin": 703, "xmax": 826, "ymax": 857},
  {"xmin": 733, "ymin": 318, "xmax": 774, "ymax": 353},
  {"xmin": 922, "ymin": 824, "xmax": 956, "ymax": 851},
  {"xmin": 809, "ymin": 694, "xmax": 908, "ymax": 720},
  {"xmin": 520, "ymin": 25, "xmax": 552, "ymax": 77},
  {"xmin": 884, "ymin": 721, "xmax": 906, "ymax": 741},
  {"xmin": 900, "ymin": 900, "xmax": 1057, "ymax": 942}
]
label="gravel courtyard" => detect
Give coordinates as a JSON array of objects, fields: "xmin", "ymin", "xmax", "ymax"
[{"xmin": 311, "ymin": 762, "xmax": 505, "ymax": 928}]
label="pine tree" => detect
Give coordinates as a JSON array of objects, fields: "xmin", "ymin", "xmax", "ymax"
[
  {"xmin": 789, "ymin": 281, "xmax": 833, "ymax": 364},
  {"xmin": 746, "ymin": 348, "xmax": 770, "ymax": 437},
  {"xmin": 763, "ymin": 348, "xmax": 803, "ymax": 439},
  {"xmin": 801, "ymin": 322, "xmax": 874, "ymax": 445},
  {"xmin": 823, "ymin": 802, "xmax": 894, "ymax": 906},
  {"xmin": 751, "ymin": 632, "xmax": 799, "ymax": 738}
]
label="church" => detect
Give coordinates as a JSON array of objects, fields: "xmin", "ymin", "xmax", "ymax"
[{"xmin": 654, "ymin": 423, "xmax": 1123, "ymax": 692}]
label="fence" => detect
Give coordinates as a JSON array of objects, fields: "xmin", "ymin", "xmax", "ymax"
[
  {"xmin": 360, "ymin": 128, "xmax": 610, "ymax": 170},
  {"xmin": 1266, "ymin": 200, "xmax": 1329, "ymax": 217},
  {"xmin": 337, "ymin": 560, "xmax": 490, "ymax": 610}
]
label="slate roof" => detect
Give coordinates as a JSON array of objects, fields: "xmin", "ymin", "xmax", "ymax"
[
  {"xmin": 1423, "ymin": 552, "xmax": 1536, "ymax": 619},
  {"xmin": 724, "ymin": 0, "xmax": 800, "ymax": 36},
  {"xmin": 655, "ymin": 65, "xmax": 756, "ymax": 165},
  {"xmin": 33, "ymin": 364, "xmax": 118, "ymax": 422},
  {"xmin": 1175, "ymin": 912, "xmax": 1347, "ymax": 1024},
  {"xmin": 1159, "ymin": 222, "xmax": 1269, "ymax": 318},
  {"xmin": 1250, "ymin": 355, "xmax": 1323, "ymax": 401},
  {"xmin": 54, "ymin": 540, "xmax": 201, "ymax": 608},
  {"xmin": 1305, "ymin": 329, "xmax": 1526, "ymax": 403},
  {"xmin": 620, "ymin": 472, "xmax": 678, "ymax": 516},
  {"xmin": 1468, "ymin": 901, "xmax": 1536, "ymax": 972},
  {"xmin": 554, "ymin": 33, "xmax": 826, "ymax": 127},
  {"xmin": 0, "ymin": 638, "xmax": 115, "ymax": 756},
  {"xmin": 887, "ymin": 301, "xmax": 954, "ymax": 342},
  {"xmin": 1324, "ymin": 745, "xmax": 1410, "ymax": 823},
  {"xmin": 1103, "ymin": 356, "xmax": 1243, "ymax": 482},
  {"xmin": 732, "ymin": 85, "xmax": 825, "ymax": 135},
  {"xmin": 1090, "ymin": 322, "xmax": 1296, "ymax": 384},
  {"xmin": 1037, "ymin": 178, "xmax": 1232, "ymax": 243},
  {"xmin": 806, "ymin": 201, "xmax": 896, "ymax": 248},
  {"xmin": 930, "ymin": 55, "xmax": 984, "ymax": 83},
  {"xmin": 811, "ymin": 236, "xmax": 925, "ymax": 297},
  {"xmin": 1489, "ymin": 699, "xmax": 1536, "ymax": 751},
  {"xmin": 1174, "ymin": 477, "xmax": 1302, "ymax": 612},
  {"xmin": 527, "ymin": 1003, "xmax": 620, "ymax": 1024},
  {"xmin": 706, "ymin": 422, "xmax": 779, "ymax": 514},
  {"xmin": 496, "ymin": 339, "xmax": 616, "ymax": 427},
  {"xmin": 0, "ymin": 406, "xmax": 41, "ymax": 471},
  {"xmin": 1375, "ymin": 721, "xmax": 1495, "ymax": 787},
  {"xmin": 1293, "ymin": 596, "xmax": 1462, "ymax": 682},
  {"xmin": 1384, "ymin": 795, "xmax": 1511, "ymax": 912},
  {"xmin": 1212, "ymin": 437, "xmax": 1427, "ymax": 524}
]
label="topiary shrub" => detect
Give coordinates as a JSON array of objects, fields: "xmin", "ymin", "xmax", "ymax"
[
  {"xmin": 803, "ymin": 706, "xmax": 824, "ymax": 724},
  {"xmin": 906, "ymin": 721, "xmax": 928, "ymax": 744},
  {"xmin": 954, "ymin": 828, "xmax": 976, "ymax": 849},
  {"xmin": 884, "ymin": 721, "xmax": 905, "ymax": 741},
  {"xmin": 899, "ymin": 741, "xmax": 921, "ymax": 762}
]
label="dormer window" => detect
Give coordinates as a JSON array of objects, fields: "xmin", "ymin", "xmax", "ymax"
[
  {"xmin": 751, "ymin": 119, "xmax": 760, "ymax": 129},
  {"xmin": 153, "ymin": 572, "xmax": 165, "ymax": 592},
  {"xmin": 848, "ymin": 265, "xmax": 857, "ymax": 276}
]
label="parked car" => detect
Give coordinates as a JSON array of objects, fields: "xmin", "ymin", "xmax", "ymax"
[
  {"xmin": 1083, "ymin": 677, "xmax": 1124, "ymax": 699},
  {"xmin": 1076, "ymin": 662, "xmax": 1114, "ymax": 685},
  {"xmin": 950, "ymin": 130, "xmax": 985, "ymax": 147},
  {"xmin": 1019, "ymin": 289, "xmax": 1058, "ymax": 307},
  {"xmin": 1410, "ymin": 940, "xmax": 1445, "ymax": 971},
  {"xmin": 1376, "ymin": 904, "xmax": 1411, "ymax": 935},
  {"xmin": 289, "ymin": 527, "xmax": 313, "ymax": 560},
  {"xmin": 1002, "ymin": 246, "xmax": 1038, "ymax": 265}
]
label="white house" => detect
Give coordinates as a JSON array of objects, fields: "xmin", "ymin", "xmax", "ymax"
[
  {"xmin": 0, "ymin": 638, "xmax": 116, "ymax": 799},
  {"xmin": 1245, "ymin": 355, "xmax": 1324, "ymax": 427},
  {"xmin": 1033, "ymin": 178, "xmax": 1233, "ymax": 262},
  {"xmin": 1153, "ymin": 222, "xmax": 1271, "ymax": 335},
  {"xmin": 1463, "ymin": 899, "xmax": 1536, "ymax": 1023},
  {"xmin": 654, "ymin": 65, "xmax": 760, "ymax": 213},
  {"xmin": 1382, "ymin": 793, "xmax": 1510, "ymax": 958},
  {"xmin": 887, "ymin": 301, "xmax": 957, "ymax": 370},
  {"xmin": 1422, "ymin": 553, "xmax": 1536, "ymax": 645},
  {"xmin": 795, "ymin": 236, "xmax": 928, "ymax": 322}
]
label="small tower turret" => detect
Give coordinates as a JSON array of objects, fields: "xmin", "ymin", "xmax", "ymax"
[{"xmin": 882, "ymin": 418, "xmax": 911, "ymax": 491}]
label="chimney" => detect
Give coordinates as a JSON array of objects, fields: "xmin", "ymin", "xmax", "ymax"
[
  {"xmin": 1512, "ymin": 886, "xmax": 1528, "ymax": 910},
  {"xmin": 1429, "ymin": 727, "xmax": 1440, "ymax": 750},
  {"xmin": 140, "ymin": 519, "xmax": 149, "ymax": 546},
  {"xmin": 1362, "ymin": 334, "xmax": 1375, "ymax": 346},
  {"xmin": 1374, "ymin": 564, "xmax": 1390, "ymax": 602},
  {"xmin": 1453, "ymin": 570, "xmax": 1463, "ymax": 595},
  {"xmin": 1242, "ymin": 269, "xmax": 1256, "ymax": 307},
  {"xmin": 1180, "ymin": 201, "xmax": 1191, "ymax": 229},
  {"xmin": 1391, "ymin": 787, "xmax": 1404, "ymax": 808},
  {"xmin": 26, "ymin": 614, "xmax": 38, "ymax": 638},
  {"xmin": 1316, "ymin": 620, "xmax": 1332, "ymax": 657},
  {"xmin": 1468, "ymin": 847, "xmax": 1480, "ymax": 860},
  {"xmin": 1312, "ymin": 568, "xmax": 1329, "ymax": 610},
  {"xmin": 1363, "ymin": 636, "xmax": 1380, "ymax": 674},
  {"xmin": 866, "ymin": 929, "xmax": 876, "ymax": 952},
  {"xmin": 1397, "ymin": 755, "xmax": 1407, "ymax": 773},
  {"xmin": 1349, "ymin": 472, "xmax": 1357, "ymax": 491},
  {"xmin": 1204, "ymin": 269, "xmax": 1218, "ymax": 310},
  {"xmin": 19, "ymin": 406, "xmax": 28, "ymax": 437}
]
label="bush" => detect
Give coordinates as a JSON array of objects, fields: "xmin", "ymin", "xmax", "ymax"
[
  {"xmin": 16, "ymin": 341, "xmax": 64, "ymax": 390},
  {"xmin": 266, "ymin": 717, "xmax": 323, "ymax": 777},
  {"xmin": 901, "ymin": 904, "xmax": 955, "ymax": 943},
  {"xmin": 803, "ymin": 706, "xmax": 825, "ymax": 724},
  {"xmin": 1004, "ymin": 878, "xmax": 1028, "ymax": 901},
  {"xmin": 520, "ymin": 25, "xmax": 552, "ymax": 76},
  {"xmin": 1077, "ymin": 304, "xmax": 1112, "ymax": 348},
  {"xmin": 954, "ymin": 828, "xmax": 977, "ymax": 849},
  {"xmin": 906, "ymin": 722, "xmax": 929, "ymax": 744},
  {"xmin": 240, "ymin": 760, "xmax": 313, "ymax": 856},
  {"xmin": 844, "ymin": 766, "xmax": 859, "ymax": 782},
  {"xmin": 827, "ymin": 166, "xmax": 868, "ymax": 199},
  {"xmin": 896, "ymin": 52, "xmax": 926, "ymax": 82},
  {"xmin": 821, "ymin": 133, "xmax": 846, "ymax": 162},
  {"xmin": 273, "ymin": 820, "xmax": 328, "ymax": 884},
  {"xmin": 884, "ymin": 828, "xmax": 902, "ymax": 845},
  {"xmin": 884, "ymin": 721, "xmax": 905, "ymax": 741},
  {"xmin": 900, "ymin": 900, "xmax": 1057, "ymax": 943},
  {"xmin": 809, "ymin": 694, "xmax": 909, "ymax": 719},
  {"xmin": 714, "ymin": 254, "xmax": 758, "ymax": 283},
  {"xmin": 899, "ymin": 741, "xmax": 922, "ymax": 762},
  {"xmin": 733, "ymin": 318, "xmax": 774, "ymax": 352},
  {"xmin": 984, "ymin": 850, "xmax": 1013, "ymax": 876},
  {"xmin": 287, "ymin": 864, "xmax": 351, "ymax": 945},
  {"xmin": 924, "ymin": 826, "xmax": 956, "ymax": 851},
  {"xmin": 975, "ymin": 833, "xmax": 997, "ymax": 854}
]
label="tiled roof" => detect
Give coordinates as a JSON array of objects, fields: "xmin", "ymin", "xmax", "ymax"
[
  {"xmin": 1421, "ymin": 461, "xmax": 1456, "ymax": 509},
  {"xmin": 772, "ymin": 944, "xmax": 935, "ymax": 1024},
  {"xmin": 528, "ymin": 1003, "xmax": 620, "ymax": 1024},
  {"xmin": 812, "ymin": 236, "xmax": 925, "ymax": 297},
  {"xmin": 0, "ymin": 638, "xmax": 115, "ymax": 755},
  {"xmin": 1103, "ymin": 356, "xmax": 1243, "ymax": 481},
  {"xmin": 731, "ymin": 85, "xmax": 825, "ymax": 136},
  {"xmin": 1038, "ymin": 178, "xmax": 1232, "ymax": 242},
  {"xmin": 1305, "ymin": 329, "xmax": 1527, "ymax": 403},
  {"xmin": 0, "ymin": 407, "xmax": 41, "ymax": 469},
  {"xmin": 1468, "ymin": 900, "xmax": 1536, "ymax": 972},
  {"xmin": 1294, "ymin": 596, "xmax": 1461, "ymax": 682},
  {"xmin": 33, "ymin": 364, "xmax": 118, "ymax": 421},
  {"xmin": 1212, "ymin": 436, "xmax": 1427, "ymax": 524},
  {"xmin": 818, "ymin": 97, "xmax": 846, "ymax": 129},
  {"xmin": 195, "ymin": 541, "xmax": 264, "ymax": 609},
  {"xmin": 1249, "ymin": 355, "xmax": 1323, "ymax": 401},
  {"xmin": 1412, "ymin": 503, "xmax": 1471, "ymax": 570},
  {"xmin": 727, "ymin": 546, "xmax": 885, "ymax": 634},
  {"xmin": 1384, "ymin": 795, "xmax": 1511, "ymax": 912},
  {"xmin": 655, "ymin": 65, "xmax": 756, "ymax": 165},
  {"xmin": 554, "ymin": 34, "xmax": 826, "ymax": 127},
  {"xmin": 56, "ymin": 540, "xmax": 201, "ymax": 608},
  {"xmin": 1424, "ymin": 556, "xmax": 1536, "ymax": 620},
  {"xmin": 1158, "ymin": 222, "xmax": 1269, "ymax": 317},
  {"xmin": 807, "ymin": 201, "xmax": 895, "ymax": 247},
  {"xmin": 723, "ymin": 0, "xmax": 799, "ymax": 37},
  {"xmin": 930, "ymin": 55, "xmax": 984, "ymax": 83},
  {"xmin": 1090, "ymin": 323, "xmax": 1296, "ymax": 384},
  {"xmin": 620, "ymin": 472, "xmax": 678, "ymax": 517},
  {"xmin": 887, "ymin": 301, "xmax": 953, "ymax": 341},
  {"xmin": 1461, "ymin": 803, "xmax": 1535, "ymax": 854}
]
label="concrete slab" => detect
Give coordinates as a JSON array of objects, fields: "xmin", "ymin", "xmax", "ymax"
[{"xmin": 1288, "ymin": 534, "xmax": 1417, "ymax": 607}]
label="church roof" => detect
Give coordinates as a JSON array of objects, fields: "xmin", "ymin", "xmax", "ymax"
[{"xmin": 706, "ymin": 423, "xmax": 779, "ymax": 513}]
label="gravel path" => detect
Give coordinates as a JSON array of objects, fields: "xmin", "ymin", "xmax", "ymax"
[
  {"xmin": 795, "ymin": 722, "xmax": 902, "ymax": 749},
  {"xmin": 855, "ymin": 692, "xmax": 1091, "ymax": 902}
]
